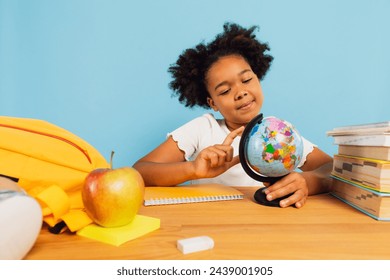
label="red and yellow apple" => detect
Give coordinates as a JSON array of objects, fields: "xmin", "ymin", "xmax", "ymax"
[{"xmin": 82, "ymin": 167, "xmax": 145, "ymax": 227}]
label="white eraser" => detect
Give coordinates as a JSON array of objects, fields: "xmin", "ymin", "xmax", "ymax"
[{"xmin": 177, "ymin": 236, "xmax": 214, "ymax": 254}]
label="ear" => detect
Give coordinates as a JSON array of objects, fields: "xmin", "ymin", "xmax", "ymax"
[{"xmin": 207, "ymin": 97, "xmax": 219, "ymax": 112}]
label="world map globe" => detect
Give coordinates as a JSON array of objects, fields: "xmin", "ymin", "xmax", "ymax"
[{"xmin": 239, "ymin": 114, "xmax": 304, "ymax": 181}]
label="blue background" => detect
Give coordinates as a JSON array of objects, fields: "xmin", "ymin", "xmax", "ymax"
[{"xmin": 1, "ymin": 0, "xmax": 389, "ymax": 168}]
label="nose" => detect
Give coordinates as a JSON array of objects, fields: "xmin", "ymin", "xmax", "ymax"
[{"xmin": 235, "ymin": 91, "xmax": 248, "ymax": 101}]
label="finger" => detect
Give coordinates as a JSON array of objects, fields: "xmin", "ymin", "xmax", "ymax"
[
  {"xmin": 203, "ymin": 147, "xmax": 228, "ymax": 167},
  {"xmin": 264, "ymin": 180, "xmax": 296, "ymax": 200},
  {"xmin": 263, "ymin": 182, "xmax": 271, "ymax": 187},
  {"xmin": 222, "ymin": 126, "xmax": 245, "ymax": 146},
  {"xmin": 281, "ymin": 191, "xmax": 307, "ymax": 208},
  {"xmin": 277, "ymin": 186, "xmax": 307, "ymax": 207},
  {"xmin": 207, "ymin": 151, "xmax": 222, "ymax": 167},
  {"xmin": 225, "ymin": 155, "xmax": 240, "ymax": 168},
  {"xmin": 279, "ymin": 194, "xmax": 296, "ymax": 208},
  {"xmin": 263, "ymin": 179, "xmax": 286, "ymax": 194},
  {"xmin": 213, "ymin": 144, "xmax": 234, "ymax": 162},
  {"xmin": 265, "ymin": 173, "xmax": 297, "ymax": 193},
  {"xmin": 294, "ymin": 197, "xmax": 307, "ymax": 208}
]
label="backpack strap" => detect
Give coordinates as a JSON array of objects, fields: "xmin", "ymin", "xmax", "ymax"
[{"xmin": 32, "ymin": 185, "xmax": 92, "ymax": 232}]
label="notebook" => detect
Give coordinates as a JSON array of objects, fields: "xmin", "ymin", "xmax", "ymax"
[{"xmin": 144, "ymin": 184, "xmax": 244, "ymax": 206}]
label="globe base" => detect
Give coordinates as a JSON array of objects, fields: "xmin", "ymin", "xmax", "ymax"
[{"xmin": 254, "ymin": 187, "xmax": 291, "ymax": 207}]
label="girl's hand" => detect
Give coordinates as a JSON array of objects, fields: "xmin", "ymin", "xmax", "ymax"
[
  {"xmin": 263, "ymin": 172, "xmax": 309, "ymax": 208},
  {"xmin": 192, "ymin": 126, "xmax": 244, "ymax": 179}
]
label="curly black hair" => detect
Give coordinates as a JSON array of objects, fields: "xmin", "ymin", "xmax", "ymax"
[{"xmin": 168, "ymin": 22, "xmax": 273, "ymax": 109}]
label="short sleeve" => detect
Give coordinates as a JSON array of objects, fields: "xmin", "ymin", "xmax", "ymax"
[
  {"xmin": 167, "ymin": 114, "xmax": 220, "ymax": 161},
  {"xmin": 297, "ymin": 136, "xmax": 316, "ymax": 168}
]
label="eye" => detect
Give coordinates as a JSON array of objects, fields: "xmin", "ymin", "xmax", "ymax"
[
  {"xmin": 218, "ymin": 88, "xmax": 230, "ymax": 96},
  {"xmin": 243, "ymin": 77, "xmax": 253, "ymax": 84}
]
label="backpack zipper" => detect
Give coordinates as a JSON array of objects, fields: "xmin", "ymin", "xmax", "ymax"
[{"xmin": 0, "ymin": 123, "xmax": 92, "ymax": 164}]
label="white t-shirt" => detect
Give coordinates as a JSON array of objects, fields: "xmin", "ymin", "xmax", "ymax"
[{"xmin": 168, "ymin": 113, "xmax": 315, "ymax": 187}]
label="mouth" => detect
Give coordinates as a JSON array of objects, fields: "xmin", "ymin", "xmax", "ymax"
[{"xmin": 237, "ymin": 100, "xmax": 254, "ymax": 110}]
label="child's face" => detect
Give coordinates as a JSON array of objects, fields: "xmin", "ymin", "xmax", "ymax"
[{"xmin": 205, "ymin": 54, "xmax": 264, "ymax": 130}]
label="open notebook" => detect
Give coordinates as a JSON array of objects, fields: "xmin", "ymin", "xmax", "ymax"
[{"xmin": 144, "ymin": 184, "xmax": 244, "ymax": 206}]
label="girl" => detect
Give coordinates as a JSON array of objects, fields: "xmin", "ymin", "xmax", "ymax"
[{"xmin": 133, "ymin": 23, "xmax": 333, "ymax": 208}]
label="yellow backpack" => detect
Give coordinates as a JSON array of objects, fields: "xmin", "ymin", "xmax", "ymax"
[{"xmin": 0, "ymin": 116, "xmax": 110, "ymax": 232}]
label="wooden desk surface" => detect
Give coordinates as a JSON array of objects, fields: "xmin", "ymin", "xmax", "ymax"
[{"xmin": 25, "ymin": 187, "xmax": 390, "ymax": 260}]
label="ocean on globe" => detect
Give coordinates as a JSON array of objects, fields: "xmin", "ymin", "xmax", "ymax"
[{"xmin": 245, "ymin": 116, "xmax": 304, "ymax": 177}]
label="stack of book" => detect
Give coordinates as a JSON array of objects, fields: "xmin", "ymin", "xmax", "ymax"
[{"xmin": 327, "ymin": 121, "xmax": 390, "ymax": 221}]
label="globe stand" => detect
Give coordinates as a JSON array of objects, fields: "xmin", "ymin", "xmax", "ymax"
[{"xmin": 239, "ymin": 113, "xmax": 290, "ymax": 207}]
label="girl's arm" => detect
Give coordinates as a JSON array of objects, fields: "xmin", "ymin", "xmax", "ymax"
[
  {"xmin": 133, "ymin": 127, "xmax": 244, "ymax": 186},
  {"xmin": 133, "ymin": 137, "xmax": 196, "ymax": 186},
  {"xmin": 299, "ymin": 148, "xmax": 334, "ymax": 195}
]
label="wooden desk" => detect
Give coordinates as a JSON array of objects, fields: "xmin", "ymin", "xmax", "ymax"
[{"xmin": 25, "ymin": 187, "xmax": 390, "ymax": 260}]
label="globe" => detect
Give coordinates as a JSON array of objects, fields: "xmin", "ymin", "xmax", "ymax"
[{"xmin": 239, "ymin": 114, "xmax": 304, "ymax": 182}]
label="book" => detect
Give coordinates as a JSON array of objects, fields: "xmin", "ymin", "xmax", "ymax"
[
  {"xmin": 327, "ymin": 121, "xmax": 390, "ymax": 146},
  {"xmin": 144, "ymin": 184, "xmax": 244, "ymax": 206},
  {"xmin": 331, "ymin": 134, "xmax": 390, "ymax": 147},
  {"xmin": 332, "ymin": 154, "xmax": 390, "ymax": 193},
  {"xmin": 76, "ymin": 214, "xmax": 160, "ymax": 246},
  {"xmin": 331, "ymin": 175, "xmax": 390, "ymax": 221},
  {"xmin": 338, "ymin": 145, "xmax": 390, "ymax": 161},
  {"xmin": 327, "ymin": 121, "xmax": 390, "ymax": 136}
]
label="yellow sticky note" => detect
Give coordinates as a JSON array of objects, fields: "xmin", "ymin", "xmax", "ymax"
[{"xmin": 76, "ymin": 215, "xmax": 160, "ymax": 246}]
